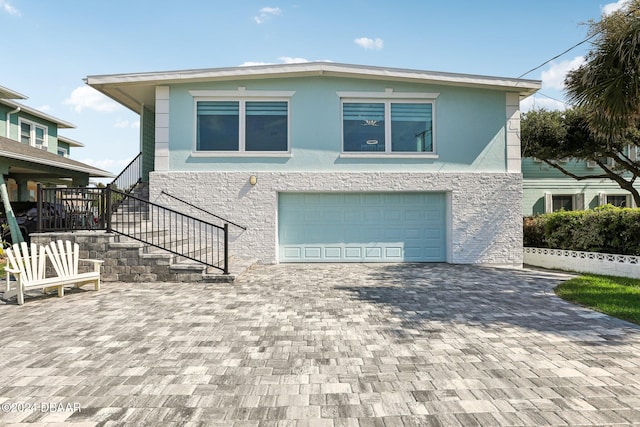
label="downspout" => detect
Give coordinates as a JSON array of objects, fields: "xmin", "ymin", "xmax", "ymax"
[{"xmin": 6, "ymin": 107, "xmax": 20, "ymax": 138}]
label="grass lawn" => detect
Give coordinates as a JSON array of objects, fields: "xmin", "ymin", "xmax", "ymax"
[{"xmin": 555, "ymin": 274, "xmax": 640, "ymax": 325}]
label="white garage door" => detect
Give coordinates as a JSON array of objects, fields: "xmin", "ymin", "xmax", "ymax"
[{"xmin": 278, "ymin": 192, "xmax": 446, "ymax": 262}]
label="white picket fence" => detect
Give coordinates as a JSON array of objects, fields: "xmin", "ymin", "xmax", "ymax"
[{"xmin": 524, "ymin": 247, "xmax": 640, "ymax": 278}]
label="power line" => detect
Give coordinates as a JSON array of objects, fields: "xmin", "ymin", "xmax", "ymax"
[
  {"xmin": 517, "ymin": 32, "xmax": 599, "ymax": 79},
  {"xmin": 535, "ymin": 92, "xmax": 571, "ymax": 106},
  {"xmin": 517, "ymin": 5, "xmax": 639, "ymax": 80}
]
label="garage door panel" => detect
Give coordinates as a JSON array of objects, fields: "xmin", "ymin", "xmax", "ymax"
[{"xmin": 279, "ymin": 192, "xmax": 446, "ymax": 262}]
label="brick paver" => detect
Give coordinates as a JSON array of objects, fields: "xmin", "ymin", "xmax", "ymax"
[{"xmin": 1, "ymin": 263, "xmax": 640, "ymax": 425}]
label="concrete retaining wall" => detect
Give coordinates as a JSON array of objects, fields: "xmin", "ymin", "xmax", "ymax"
[{"xmin": 524, "ymin": 247, "xmax": 640, "ymax": 278}]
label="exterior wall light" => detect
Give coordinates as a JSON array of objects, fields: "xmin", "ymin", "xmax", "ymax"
[{"xmin": 249, "ymin": 175, "xmax": 257, "ymax": 185}]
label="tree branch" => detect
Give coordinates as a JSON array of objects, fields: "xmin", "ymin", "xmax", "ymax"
[{"xmin": 541, "ymin": 159, "xmax": 609, "ymax": 180}]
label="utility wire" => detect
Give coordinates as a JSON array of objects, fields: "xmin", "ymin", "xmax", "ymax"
[
  {"xmin": 516, "ymin": 31, "xmax": 600, "ymax": 79},
  {"xmin": 517, "ymin": 5, "xmax": 639, "ymax": 80}
]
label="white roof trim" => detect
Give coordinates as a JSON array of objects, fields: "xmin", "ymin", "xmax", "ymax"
[
  {"xmin": 0, "ymin": 150, "xmax": 112, "ymax": 176},
  {"xmin": 87, "ymin": 62, "xmax": 541, "ymax": 95},
  {"xmin": 58, "ymin": 135, "xmax": 85, "ymax": 147},
  {"xmin": 0, "ymin": 99, "xmax": 75, "ymax": 129},
  {"xmin": 0, "ymin": 85, "xmax": 27, "ymax": 100}
]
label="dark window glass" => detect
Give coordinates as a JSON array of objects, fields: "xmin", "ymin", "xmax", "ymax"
[
  {"xmin": 197, "ymin": 101, "xmax": 239, "ymax": 151},
  {"xmin": 552, "ymin": 195, "xmax": 573, "ymax": 212},
  {"xmin": 246, "ymin": 102, "xmax": 288, "ymax": 151},
  {"xmin": 607, "ymin": 195, "xmax": 627, "ymax": 207},
  {"xmin": 343, "ymin": 103, "xmax": 385, "ymax": 152},
  {"xmin": 391, "ymin": 103, "xmax": 432, "ymax": 152}
]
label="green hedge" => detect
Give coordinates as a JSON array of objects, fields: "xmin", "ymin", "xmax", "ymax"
[{"xmin": 524, "ymin": 206, "xmax": 640, "ymax": 255}]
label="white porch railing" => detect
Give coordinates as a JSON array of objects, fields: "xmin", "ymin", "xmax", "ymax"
[{"xmin": 524, "ymin": 247, "xmax": 640, "ymax": 279}]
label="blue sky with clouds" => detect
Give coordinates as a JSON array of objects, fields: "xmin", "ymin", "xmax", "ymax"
[{"xmin": 0, "ymin": 0, "xmax": 630, "ymax": 175}]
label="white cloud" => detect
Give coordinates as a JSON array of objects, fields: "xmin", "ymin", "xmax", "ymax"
[
  {"xmin": 64, "ymin": 86, "xmax": 120, "ymax": 113},
  {"xmin": 540, "ymin": 56, "xmax": 585, "ymax": 90},
  {"xmin": 36, "ymin": 105, "xmax": 51, "ymax": 113},
  {"xmin": 239, "ymin": 61, "xmax": 272, "ymax": 66},
  {"xmin": 602, "ymin": 0, "xmax": 631, "ymax": 15},
  {"xmin": 279, "ymin": 56, "xmax": 309, "ymax": 64},
  {"xmin": 79, "ymin": 158, "xmax": 130, "ymax": 174},
  {"xmin": 0, "ymin": 0, "xmax": 20, "ymax": 16},
  {"xmin": 239, "ymin": 57, "xmax": 331, "ymax": 67},
  {"xmin": 254, "ymin": 6, "xmax": 281, "ymax": 24},
  {"xmin": 521, "ymin": 95, "xmax": 568, "ymax": 112},
  {"xmin": 114, "ymin": 119, "xmax": 140, "ymax": 129},
  {"xmin": 354, "ymin": 37, "xmax": 384, "ymax": 50}
]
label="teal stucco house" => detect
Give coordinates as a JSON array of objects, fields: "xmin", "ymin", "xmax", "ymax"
[{"xmin": 87, "ymin": 62, "xmax": 540, "ymax": 266}]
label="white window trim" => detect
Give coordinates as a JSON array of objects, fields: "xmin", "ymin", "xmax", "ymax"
[
  {"xmin": 57, "ymin": 146, "xmax": 69, "ymax": 157},
  {"xmin": 18, "ymin": 118, "xmax": 48, "ymax": 149},
  {"xmin": 191, "ymin": 88, "xmax": 295, "ymax": 155},
  {"xmin": 338, "ymin": 89, "xmax": 438, "ymax": 157}
]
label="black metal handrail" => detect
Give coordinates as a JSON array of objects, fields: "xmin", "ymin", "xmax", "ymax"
[
  {"xmin": 107, "ymin": 186, "xmax": 228, "ymax": 274},
  {"xmin": 111, "ymin": 152, "xmax": 142, "ymax": 193},
  {"xmin": 35, "ymin": 184, "xmax": 229, "ymax": 274},
  {"xmin": 159, "ymin": 190, "xmax": 247, "ymax": 231}
]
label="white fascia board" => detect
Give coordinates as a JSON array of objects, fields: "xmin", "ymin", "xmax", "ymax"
[
  {"xmin": 1, "ymin": 99, "xmax": 76, "ymax": 129},
  {"xmin": 0, "ymin": 85, "xmax": 27, "ymax": 100},
  {"xmin": 58, "ymin": 135, "xmax": 85, "ymax": 147},
  {"xmin": 0, "ymin": 151, "xmax": 112, "ymax": 177},
  {"xmin": 86, "ymin": 62, "xmax": 541, "ymax": 96}
]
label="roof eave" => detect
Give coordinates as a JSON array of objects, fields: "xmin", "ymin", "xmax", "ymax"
[
  {"xmin": 0, "ymin": 150, "xmax": 113, "ymax": 177},
  {"xmin": 0, "ymin": 85, "xmax": 27, "ymax": 100},
  {"xmin": 58, "ymin": 135, "xmax": 85, "ymax": 147},
  {"xmin": 86, "ymin": 62, "xmax": 542, "ymax": 109},
  {"xmin": 0, "ymin": 99, "xmax": 76, "ymax": 128}
]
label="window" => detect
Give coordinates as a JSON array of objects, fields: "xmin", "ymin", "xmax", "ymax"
[
  {"xmin": 607, "ymin": 195, "xmax": 627, "ymax": 207},
  {"xmin": 342, "ymin": 101, "xmax": 433, "ymax": 153},
  {"xmin": 57, "ymin": 146, "xmax": 69, "ymax": 157},
  {"xmin": 545, "ymin": 192, "xmax": 584, "ymax": 213},
  {"xmin": 19, "ymin": 120, "xmax": 47, "ymax": 149},
  {"xmin": 552, "ymin": 195, "xmax": 573, "ymax": 212},
  {"xmin": 195, "ymin": 98, "xmax": 289, "ymax": 153}
]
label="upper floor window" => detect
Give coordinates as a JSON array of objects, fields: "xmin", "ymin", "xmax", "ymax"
[
  {"xmin": 57, "ymin": 146, "xmax": 69, "ymax": 157},
  {"xmin": 191, "ymin": 89, "xmax": 294, "ymax": 154},
  {"xmin": 19, "ymin": 119, "xmax": 47, "ymax": 150},
  {"xmin": 339, "ymin": 90, "xmax": 438, "ymax": 155},
  {"xmin": 343, "ymin": 102, "xmax": 433, "ymax": 153}
]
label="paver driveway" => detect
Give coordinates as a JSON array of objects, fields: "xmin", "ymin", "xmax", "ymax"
[{"xmin": 1, "ymin": 263, "xmax": 640, "ymax": 426}]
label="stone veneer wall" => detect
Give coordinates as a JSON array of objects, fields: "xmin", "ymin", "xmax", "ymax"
[
  {"xmin": 149, "ymin": 171, "xmax": 523, "ymax": 266},
  {"xmin": 29, "ymin": 231, "xmax": 204, "ymax": 283}
]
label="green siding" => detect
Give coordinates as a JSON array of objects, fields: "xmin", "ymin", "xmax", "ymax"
[
  {"xmin": 0, "ymin": 106, "xmax": 60, "ymax": 154},
  {"xmin": 141, "ymin": 106, "xmax": 155, "ymax": 182},
  {"xmin": 522, "ymin": 157, "xmax": 639, "ymax": 215}
]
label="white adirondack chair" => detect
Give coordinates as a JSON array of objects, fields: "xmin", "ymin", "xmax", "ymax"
[
  {"xmin": 4, "ymin": 240, "xmax": 102, "ymax": 305},
  {"xmin": 5, "ymin": 242, "xmax": 57, "ymax": 305}
]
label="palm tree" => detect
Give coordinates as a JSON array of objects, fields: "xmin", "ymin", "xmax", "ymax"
[{"xmin": 565, "ymin": 1, "xmax": 640, "ymax": 140}]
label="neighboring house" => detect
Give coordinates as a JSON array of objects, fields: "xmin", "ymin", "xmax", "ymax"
[
  {"xmin": 87, "ymin": 62, "xmax": 540, "ymax": 266},
  {"xmin": 0, "ymin": 84, "xmax": 111, "ymax": 201},
  {"xmin": 522, "ymin": 154, "xmax": 639, "ymax": 215}
]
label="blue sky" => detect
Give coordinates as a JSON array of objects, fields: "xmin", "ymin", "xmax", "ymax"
[{"xmin": 0, "ymin": 0, "xmax": 630, "ymax": 176}]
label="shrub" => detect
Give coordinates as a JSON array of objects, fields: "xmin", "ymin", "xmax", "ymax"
[
  {"xmin": 524, "ymin": 206, "xmax": 640, "ymax": 255},
  {"xmin": 523, "ymin": 216, "xmax": 545, "ymax": 247}
]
